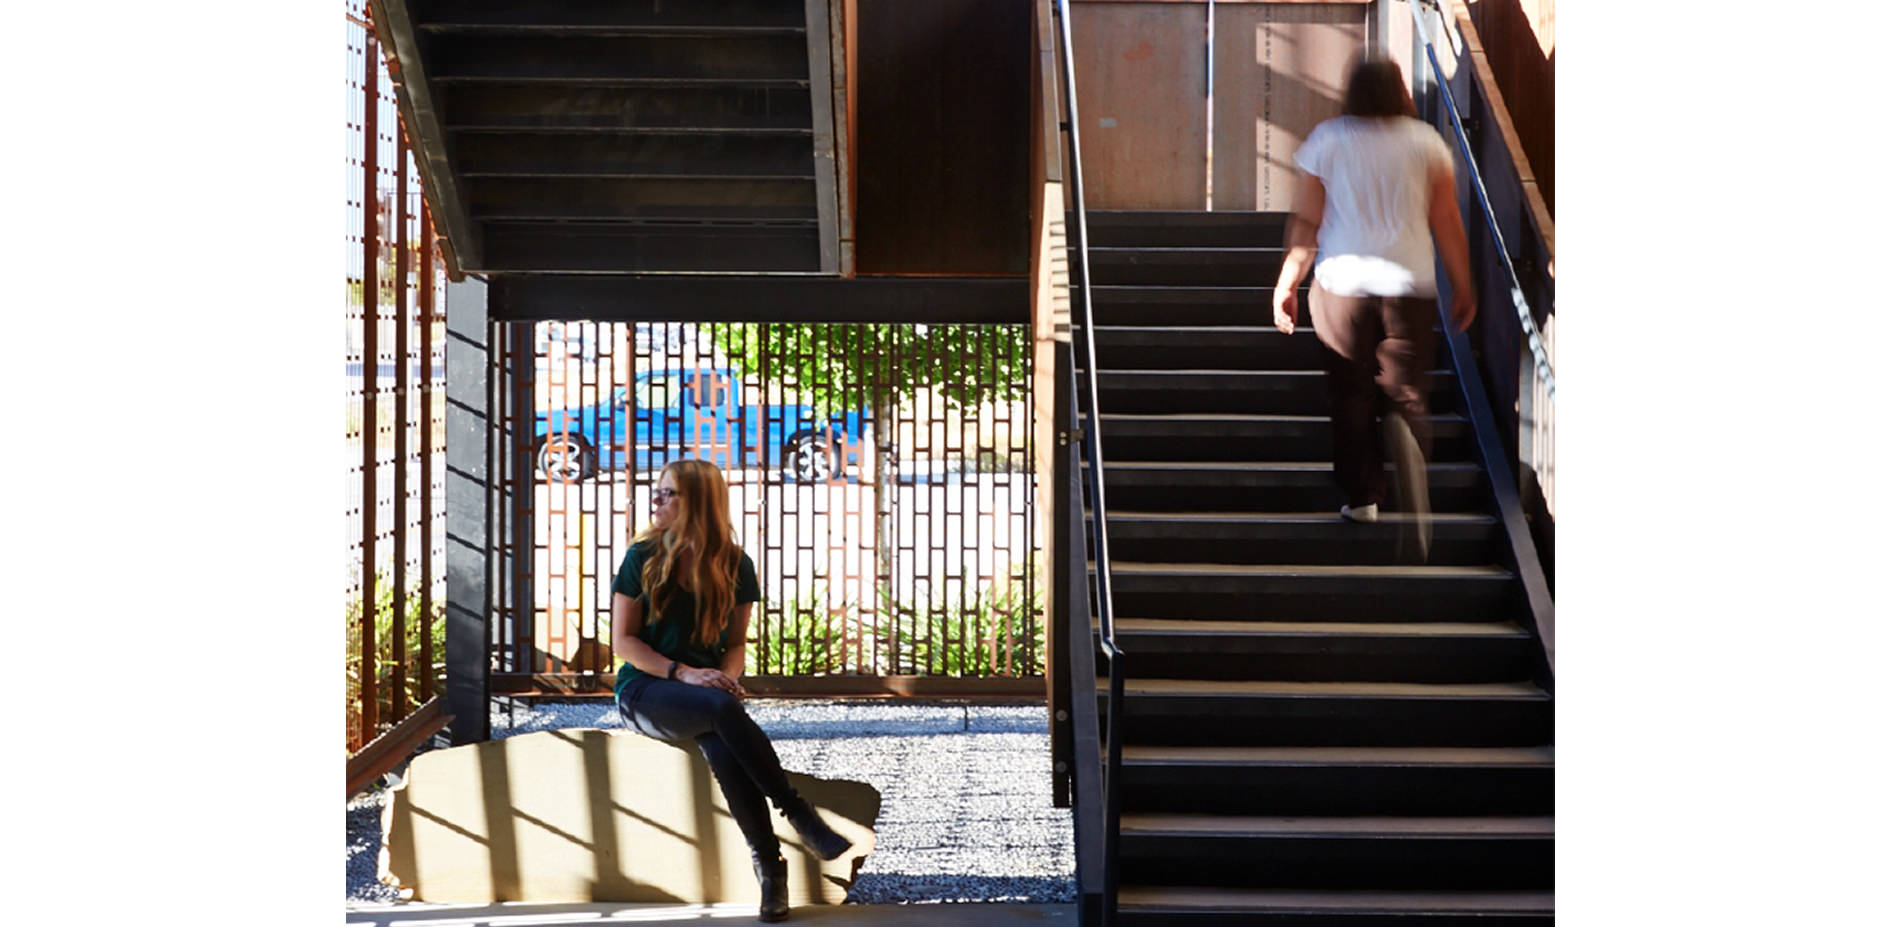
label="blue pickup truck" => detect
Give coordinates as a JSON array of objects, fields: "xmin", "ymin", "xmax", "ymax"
[{"xmin": 532, "ymin": 367, "xmax": 870, "ymax": 483}]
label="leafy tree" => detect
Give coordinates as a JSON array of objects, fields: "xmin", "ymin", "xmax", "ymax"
[{"xmin": 705, "ymin": 323, "xmax": 1031, "ymax": 622}]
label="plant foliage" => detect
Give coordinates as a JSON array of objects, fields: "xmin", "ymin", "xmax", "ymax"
[{"xmin": 345, "ymin": 572, "xmax": 446, "ymax": 753}]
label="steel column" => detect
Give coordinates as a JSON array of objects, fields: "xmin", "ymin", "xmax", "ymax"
[{"xmin": 445, "ymin": 275, "xmax": 492, "ymax": 745}]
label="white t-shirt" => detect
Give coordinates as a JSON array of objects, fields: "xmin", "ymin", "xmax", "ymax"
[{"xmin": 1293, "ymin": 116, "xmax": 1454, "ymax": 298}]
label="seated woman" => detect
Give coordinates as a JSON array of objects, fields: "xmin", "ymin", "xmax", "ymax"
[{"xmin": 611, "ymin": 459, "xmax": 851, "ymax": 922}]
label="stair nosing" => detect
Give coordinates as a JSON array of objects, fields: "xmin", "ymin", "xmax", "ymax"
[
  {"xmin": 1115, "ymin": 618, "xmax": 1529, "ymax": 637},
  {"xmin": 1107, "ymin": 679, "xmax": 1548, "ymax": 699},
  {"xmin": 1117, "ymin": 886, "xmax": 1555, "ymax": 914},
  {"xmin": 1119, "ymin": 813, "xmax": 1555, "ymax": 838},
  {"xmin": 1120, "ymin": 744, "xmax": 1554, "ymax": 767}
]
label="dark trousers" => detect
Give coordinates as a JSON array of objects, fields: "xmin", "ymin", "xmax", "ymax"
[
  {"xmin": 1309, "ymin": 285, "xmax": 1437, "ymax": 509},
  {"xmin": 617, "ymin": 675, "xmax": 795, "ymax": 858}
]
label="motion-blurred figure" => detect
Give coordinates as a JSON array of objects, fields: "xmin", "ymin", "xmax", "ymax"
[{"xmin": 1270, "ymin": 56, "xmax": 1475, "ymax": 558}]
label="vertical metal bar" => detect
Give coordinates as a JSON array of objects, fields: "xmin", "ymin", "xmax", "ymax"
[
  {"xmin": 1204, "ymin": 0, "xmax": 1215, "ymax": 211},
  {"xmin": 392, "ymin": 118, "xmax": 411, "ymax": 721},
  {"xmin": 511, "ymin": 325, "xmax": 536, "ymax": 678},
  {"xmin": 419, "ymin": 197, "xmax": 436, "ymax": 700},
  {"xmin": 1049, "ymin": 346, "xmax": 1074, "ymax": 806},
  {"xmin": 359, "ymin": 28, "xmax": 381, "ymax": 749}
]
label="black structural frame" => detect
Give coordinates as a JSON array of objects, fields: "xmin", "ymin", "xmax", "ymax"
[
  {"xmin": 1412, "ymin": 0, "xmax": 1555, "ymax": 682},
  {"xmin": 1049, "ymin": 1, "xmax": 1123, "ymax": 924},
  {"xmin": 444, "ymin": 275, "xmax": 492, "ymax": 745}
]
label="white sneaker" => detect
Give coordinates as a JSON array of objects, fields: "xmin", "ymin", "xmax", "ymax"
[{"xmin": 1341, "ymin": 503, "xmax": 1378, "ymax": 523}]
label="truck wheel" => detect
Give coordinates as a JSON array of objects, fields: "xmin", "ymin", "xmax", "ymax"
[
  {"xmin": 536, "ymin": 434, "xmax": 597, "ymax": 482},
  {"xmin": 782, "ymin": 432, "xmax": 841, "ymax": 483}
]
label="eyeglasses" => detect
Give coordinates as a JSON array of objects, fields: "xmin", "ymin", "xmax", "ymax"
[{"xmin": 653, "ymin": 488, "xmax": 679, "ymax": 503}]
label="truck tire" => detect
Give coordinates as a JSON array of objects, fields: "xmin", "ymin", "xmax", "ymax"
[{"xmin": 782, "ymin": 432, "xmax": 842, "ymax": 483}]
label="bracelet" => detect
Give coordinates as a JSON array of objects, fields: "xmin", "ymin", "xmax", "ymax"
[{"xmin": 666, "ymin": 660, "xmax": 680, "ymax": 680}]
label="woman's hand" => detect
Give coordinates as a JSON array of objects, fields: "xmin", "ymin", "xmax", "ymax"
[
  {"xmin": 1272, "ymin": 284, "xmax": 1300, "ymax": 334},
  {"xmin": 678, "ymin": 665, "xmax": 749, "ymax": 700}
]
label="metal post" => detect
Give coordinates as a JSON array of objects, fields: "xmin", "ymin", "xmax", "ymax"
[
  {"xmin": 419, "ymin": 198, "xmax": 436, "ymax": 700},
  {"xmin": 392, "ymin": 123, "xmax": 411, "ymax": 722},
  {"xmin": 359, "ymin": 29, "xmax": 381, "ymax": 750},
  {"xmin": 445, "ymin": 275, "xmax": 492, "ymax": 745}
]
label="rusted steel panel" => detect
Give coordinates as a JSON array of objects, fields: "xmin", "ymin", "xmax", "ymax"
[
  {"xmin": 1071, "ymin": 2, "xmax": 1209, "ymax": 209},
  {"xmin": 853, "ymin": 0, "xmax": 1031, "ymax": 274},
  {"xmin": 1211, "ymin": 2, "xmax": 1364, "ymax": 211},
  {"xmin": 348, "ymin": 3, "xmax": 450, "ymax": 755},
  {"xmin": 361, "ymin": 28, "xmax": 382, "ymax": 749}
]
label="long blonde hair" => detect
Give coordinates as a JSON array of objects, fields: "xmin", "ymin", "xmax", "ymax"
[{"xmin": 634, "ymin": 459, "xmax": 741, "ymax": 648}]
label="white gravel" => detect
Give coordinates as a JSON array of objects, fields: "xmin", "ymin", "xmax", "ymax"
[{"xmin": 346, "ymin": 698, "xmax": 1075, "ymax": 906}]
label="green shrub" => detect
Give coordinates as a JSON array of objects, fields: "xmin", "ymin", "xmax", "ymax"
[
  {"xmin": 749, "ymin": 584, "xmax": 864, "ymax": 676},
  {"xmin": 884, "ymin": 564, "xmax": 1044, "ymax": 677},
  {"xmin": 345, "ymin": 571, "xmax": 446, "ymax": 753},
  {"xmin": 749, "ymin": 562, "xmax": 1044, "ymax": 678}
]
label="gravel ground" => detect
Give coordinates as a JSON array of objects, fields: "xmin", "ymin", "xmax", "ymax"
[{"xmin": 347, "ymin": 699, "xmax": 1075, "ymax": 907}]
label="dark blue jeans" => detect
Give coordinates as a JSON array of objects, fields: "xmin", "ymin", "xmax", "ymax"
[{"xmin": 616, "ymin": 675, "xmax": 795, "ymax": 857}]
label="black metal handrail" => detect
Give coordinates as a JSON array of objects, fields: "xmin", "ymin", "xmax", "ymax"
[
  {"xmin": 1410, "ymin": 0, "xmax": 1556, "ymax": 678},
  {"xmin": 1410, "ymin": 0, "xmax": 1555, "ymax": 403},
  {"xmin": 1052, "ymin": 1, "xmax": 1125, "ymax": 924}
]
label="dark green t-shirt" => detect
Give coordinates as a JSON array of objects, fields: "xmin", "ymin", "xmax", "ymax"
[{"xmin": 611, "ymin": 538, "xmax": 760, "ymax": 699}]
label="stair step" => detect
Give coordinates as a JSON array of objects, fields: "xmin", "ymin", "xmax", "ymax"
[
  {"xmin": 450, "ymin": 130, "xmax": 818, "ymax": 178},
  {"xmin": 1118, "ymin": 743, "xmax": 1553, "ymax": 816},
  {"xmin": 414, "ymin": 0, "xmax": 808, "ymax": 31},
  {"xmin": 1091, "ymin": 325, "xmax": 1449, "ymax": 370},
  {"xmin": 437, "ymin": 83, "xmax": 815, "ymax": 131},
  {"xmin": 1084, "ymin": 413, "xmax": 1474, "ymax": 464},
  {"xmin": 1123, "ymin": 813, "xmax": 1553, "ymax": 838},
  {"xmin": 1102, "ymin": 678, "xmax": 1551, "ymax": 747},
  {"xmin": 1117, "ymin": 814, "xmax": 1553, "ymax": 891},
  {"xmin": 1086, "ymin": 460, "xmax": 1487, "ymax": 513},
  {"xmin": 1112, "ymin": 619, "xmax": 1533, "ymax": 682},
  {"xmin": 1095, "ymin": 561, "xmax": 1516, "ymax": 622},
  {"xmin": 1086, "ymin": 248, "xmax": 1289, "ymax": 287},
  {"xmin": 467, "ymin": 177, "xmax": 815, "ymax": 223},
  {"xmin": 420, "ymin": 23, "xmax": 805, "ymax": 37},
  {"xmin": 1073, "ymin": 209, "xmax": 1290, "ymax": 248},
  {"xmin": 480, "ymin": 220, "xmax": 819, "ymax": 272},
  {"xmin": 426, "ymin": 33, "xmax": 812, "ymax": 83},
  {"xmin": 1118, "ymin": 886, "xmax": 1554, "ymax": 926},
  {"xmin": 1094, "ymin": 369, "xmax": 1461, "ymax": 415},
  {"xmin": 1085, "ymin": 286, "xmax": 1302, "ymax": 327}
]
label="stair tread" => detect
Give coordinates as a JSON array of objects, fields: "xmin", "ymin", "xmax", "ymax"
[
  {"xmin": 434, "ymin": 76, "xmax": 811, "ymax": 88},
  {"xmin": 1110, "ymin": 679, "xmax": 1547, "ymax": 698},
  {"xmin": 1095, "ymin": 325, "xmax": 1308, "ymax": 334},
  {"xmin": 1090, "ymin": 460, "xmax": 1479, "ymax": 472},
  {"xmin": 1099, "ymin": 510, "xmax": 1491, "ymax": 524},
  {"xmin": 1101, "ymin": 562, "xmax": 1512, "ymax": 578},
  {"xmin": 1100, "ymin": 368, "xmax": 1452, "ymax": 376},
  {"xmin": 1121, "ymin": 814, "xmax": 1555, "ymax": 837},
  {"xmin": 452, "ymin": 125, "xmax": 814, "ymax": 137},
  {"xmin": 1116, "ymin": 618, "xmax": 1527, "ymax": 637},
  {"xmin": 1119, "ymin": 886, "xmax": 1555, "ymax": 913},
  {"xmin": 420, "ymin": 24, "xmax": 806, "ymax": 36},
  {"xmin": 1121, "ymin": 744, "xmax": 1554, "ymax": 766},
  {"xmin": 1090, "ymin": 412, "xmax": 1464, "ymax": 422}
]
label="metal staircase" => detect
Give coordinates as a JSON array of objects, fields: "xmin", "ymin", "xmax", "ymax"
[
  {"xmin": 371, "ymin": 0, "xmax": 839, "ymax": 274},
  {"xmin": 1078, "ymin": 210, "xmax": 1555, "ymax": 925}
]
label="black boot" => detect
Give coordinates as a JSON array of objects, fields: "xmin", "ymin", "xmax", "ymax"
[
  {"xmin": 753, "ymin": 853, "xmax": 789, "ymax": 922},
  {"xmin": 782, "ymin": 796, "xmax": 851, "ymax": 861}
]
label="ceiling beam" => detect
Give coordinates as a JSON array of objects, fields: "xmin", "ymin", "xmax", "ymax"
[{"xmin": 488, "ymin": 274, "xmax": 1029, "ymax": 323}]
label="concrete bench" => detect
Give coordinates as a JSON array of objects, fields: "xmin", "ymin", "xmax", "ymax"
[{"xmin": 379, "ymin": 728, "xmax": 879, "ymax": 905}]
